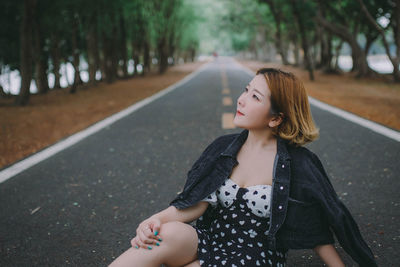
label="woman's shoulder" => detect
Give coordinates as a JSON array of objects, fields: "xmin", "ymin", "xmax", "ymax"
[
  {"xmin": 287, "ymin": 145, "xmax": 327, "ymax": 184},
  {"xmin": 287, "ymin": 144, "xmax": 317, "ymax": 162}
]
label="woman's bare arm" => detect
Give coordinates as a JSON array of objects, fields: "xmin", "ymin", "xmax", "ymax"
[
  {"xmin": 313, "ymin": 244, "xmax": 345, "ymax": 267},
  {"xmin": 150, "ymin": 201, "xmax": 209, "ymax": 224},
  {"xmin": 131, "ymin": 202, "xmax": 209, "ymax": 248}
]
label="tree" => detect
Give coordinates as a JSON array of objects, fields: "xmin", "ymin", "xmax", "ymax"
[
  {"xmin": 16, "ymin": 0, "xmax": 36, "ymax": 105},
  {"xmin": 356, "ymin": 0, "xmax": 400, "ymax": 81},
  {"xmin": 289, "ymin": 0, "xmax": 315, "ymax": 80},
  {"xmin": 315, "ymin": 0, "xmax": 374, "ymax": 77}
]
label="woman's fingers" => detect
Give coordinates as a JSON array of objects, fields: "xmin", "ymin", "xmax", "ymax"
[
  {"xmin": 151, "ymin": 219, "xmax": 161, "ymax": 238},
  {"xmin": 130, "ymin": 237, "xmax": 140, "ymax": 249},
  {"xmin": 137, "ymin": 228, "xmax": 158, "ymax": 249},
  {"xmin": 132, "ymin": 234, "xmax": 149, "ymax": 249},
  {"xmin": 132, "ymin": 219, "xmax": 163, "ymax": 250},
  {"xmin": 143, "ymin": 224, "xmax": 162, "ymax": 241}
]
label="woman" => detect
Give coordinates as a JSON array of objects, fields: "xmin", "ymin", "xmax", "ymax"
[{"xmin": 109, "ymin": 68, "xmax": 377, "ymax": 267}]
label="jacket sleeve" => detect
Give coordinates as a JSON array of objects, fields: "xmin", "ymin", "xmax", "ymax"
[{"xmin": 308, "ymin": 151, "xmax": 377, "ymax": 267}]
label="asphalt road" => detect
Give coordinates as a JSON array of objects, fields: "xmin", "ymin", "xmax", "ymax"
[{"xmin": 1, "ymin": 57, "xmax": 399, "ymax": 266}]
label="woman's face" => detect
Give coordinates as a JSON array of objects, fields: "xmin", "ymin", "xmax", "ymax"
[{"xmin": 233, "ymin": 74, "xmax": 275, "ymax": 130}]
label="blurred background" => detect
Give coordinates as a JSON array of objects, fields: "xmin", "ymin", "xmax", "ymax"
[
  {"xmin": 0, "ymin": 1, "xmax": 399, "ymax": 266},
  {"xmin": 1, "ymin": 0, "xmax": 399, "ymax": 194},
  {"xmin": 0, "ymin": 0, "xmax": 398, "ymax": 99}
]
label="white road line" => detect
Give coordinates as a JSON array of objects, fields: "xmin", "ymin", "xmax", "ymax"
[
  {"xmin": 308, "ymin": 97, "xmax": 400, "ymax": 141},
  {"xmin": 0, "ymin": 61, "xmax": 212, "ymax": 184},
  {"xmin": 234, "ymin": 59, "xmax": 400, "ymax": 142}
]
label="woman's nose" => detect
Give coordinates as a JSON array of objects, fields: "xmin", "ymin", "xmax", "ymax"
[{"xmin": 237, "ymin": 94, "xmax": 245, "ymax": 106}]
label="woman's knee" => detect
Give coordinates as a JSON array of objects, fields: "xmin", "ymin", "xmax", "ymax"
[
  {"xmin": 159, "ymin": 221, "xmax": 198, "ymax": 267},
  {"xmin": 159, "ymin": 221, "xmax": 196, "ymax": 245}
]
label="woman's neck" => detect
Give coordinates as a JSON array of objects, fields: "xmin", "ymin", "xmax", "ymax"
[{"xmin": 245, "ymin": 128, "xmax": 277, "ymax": 151}]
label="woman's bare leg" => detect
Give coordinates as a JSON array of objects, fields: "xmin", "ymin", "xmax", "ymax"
[{"xmin": 109, "ymin": 222, "xmax": 198, "ymax": 267}]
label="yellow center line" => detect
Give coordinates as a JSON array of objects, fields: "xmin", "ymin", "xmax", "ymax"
[
  {"xmin": 222, "ymin": 88, "xmax": 230, "ymax": 94},
  {"xmin": 220, "ymin": 66, "xmax": 236, "ymax": 130},
  {"xmin": 222, "ymin": 97, "xmax": 233, "ymax": 106},
  {"xmin": 222, "ymin": 113, "xmax": 236, "ymax": 129}
]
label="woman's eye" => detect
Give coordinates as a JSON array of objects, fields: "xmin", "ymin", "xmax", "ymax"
[{"xmin": 253, "ymin": 95, "xmax": 259, "ymax": 100}]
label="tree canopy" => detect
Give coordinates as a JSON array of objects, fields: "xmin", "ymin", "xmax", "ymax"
[{"xmin": 0, "ymin": 0, "xmax": 398, "ymax": 105}]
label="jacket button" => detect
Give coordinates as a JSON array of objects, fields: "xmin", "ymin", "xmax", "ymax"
[
  {"xmin": 282, "ymin": 164, "xmax": 285, "ymax": 168},
  {"xmin": 278, "ymin": 205, "xmax": 283, "ymax": 210},
  {"xmin": 279, "ymin": 186, "xmax": 284, "ymax": 190}
]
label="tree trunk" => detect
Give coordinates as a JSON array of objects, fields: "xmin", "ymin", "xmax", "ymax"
[
  {"xmin": 142, "ymin": 39, "xmax": 150, "ymax": 76},
  {"xmin": 131, "ymin": 41, "xmax": 141, "ymax": 76},
  {"xmin": 33, "ymin": 15, "xmax": 49, "ymax": 94},
  {"xmin": 158, "ymin": 35, "xmax": 169, "ymax": 74},
  {"xmin": 190, "ymin": 46, "xmax": 196, "ymax": 62},
  {"xmin": 63, "ymin": 59, "xmax": 70, "ymax": 86},
  {"xmin": 356, "ymin": 0, "xmax": 400, "ymax": 81},
  {"xmin": 34, "ymin": 54, "xmax": 49, "ymax": 94},
  {"xmin": 315, "ymin": 23, "xmax": 332, "ymax": 71},
  {"xmin": 168, "ymin": 27, "xmax": 176, "ymax": 66},
  {"xmin": 334, "ymin": 40, "xmax": 343, "ymax": 70},
  {"xmin": 50, "ymin": 34, "xmax": 61, "ymax": 89},
  {"xmin": 70, "ymin": 13, "xmax": 83, "ymax": 93},
  {"xmin": 119, "ymin": 8, "xmax": 128, "ymax": 78},
  {"xmin": 109, "ymin": 12, "xmax": 119, "ymax": 82},
  {"xmin": 265, "ymin": 0, "xmax": 289, "ymax": 65},
  {"xmin": 289, "ymin": 30, "xmax": 301, "ymax": 66},
  {"xmin": 315, "ymin": 11, "xmax": 371, "ymax": 77},
  {"xmin": 99, "ymin": 36, "xmax": 107, "ymax": 82},
  {"xmin": 86, "ymin": 12, "xmax": 98, "ymax": 86},
  {"xmin": 290, "ymin": 0, "xmax": 314, "ymax": 80},
  {"xmin": 350, "ymin": 39, "xmax": 370, "ymax": 76},
  {"xmin": 102, "ymin": 35, "xmax": 115, "ymax": 83},
  {"xmin": 393, "ymin": 0, "xmax": 400, "ymax": 81},
  {"xmin": 16, "ymin": 0, "xmax": 36, "ymax": 105}
]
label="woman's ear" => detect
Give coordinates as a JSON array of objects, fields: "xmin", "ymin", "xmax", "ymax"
[{"xmin": 268, "ymin": 112, "xmax": 284, "ymax": 128}]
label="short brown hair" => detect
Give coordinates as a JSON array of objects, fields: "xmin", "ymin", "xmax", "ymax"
[{"xmin": 256, "ymin": 68, "xmax": 319, "ymax": 147}]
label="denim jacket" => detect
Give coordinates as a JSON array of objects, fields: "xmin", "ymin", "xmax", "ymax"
[{"xmin": 169, "ymin": 129, "xmax": 377, "ymax": 266}]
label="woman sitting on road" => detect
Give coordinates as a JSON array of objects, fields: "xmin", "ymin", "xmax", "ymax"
[{"xmin": 109, "ymin": 68, "xmax": 377, "ymax": 267}]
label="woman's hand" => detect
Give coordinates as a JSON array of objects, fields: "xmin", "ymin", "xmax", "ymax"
[
  {"xmin": 313, "ymin": 244, "xmax": 345, "ymax": 267},
  {"xmin": 129, "ymin": 203, "xmax": 208, "ymax": 250},
  {"xmin": 131, "ymin": 216, "xmax": 162, "ymax": 250}
]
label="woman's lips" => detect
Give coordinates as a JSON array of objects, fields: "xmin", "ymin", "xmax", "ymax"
[{"xmin": 236, "ymin": 110, "xmax": 244, "ymax": 116}]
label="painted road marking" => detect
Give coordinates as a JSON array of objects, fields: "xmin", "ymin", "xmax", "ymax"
[
  {"xmin": 222, "ymin": 113, "xmax": 236, "ymax": 129},
  {"xmin": 222, "ymin": 97, "xmax": 233, "ymax": 106},
  {"xmin": 220, "ymin": 65, "xmax": 236, "ymax": 130},
  {"xmin": 222, "ymin": 88, "xmax": 230, "ymax": 94},
  {"xmin": 0, "ymin": 61, "xmax": 213, "ymax": 184},
  {"xmin": 221, "ymin": 73, "xmax": 228, "ymax": 89}
]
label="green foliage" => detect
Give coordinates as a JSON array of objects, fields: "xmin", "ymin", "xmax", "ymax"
[
  {"xmin": 0, "ymin": 0, "xmax": 203, "ymax": 73},
  {"xmin": 1, "ymin": 0, "xmax": 397, "ymax": 77},
  {"xmin": 0, "ymin": 0, "xmax": 21, "ymax": 70}
]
